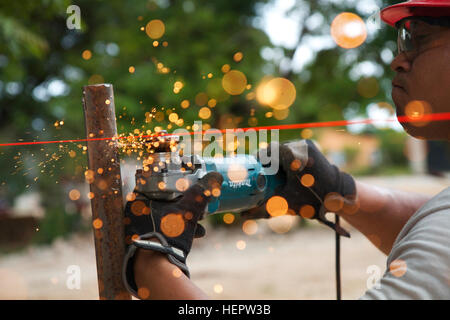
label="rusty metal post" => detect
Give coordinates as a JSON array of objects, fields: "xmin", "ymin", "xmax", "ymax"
[{"xmin": 82, "ymin": 84, "xmax": 131, "ymax": 300}]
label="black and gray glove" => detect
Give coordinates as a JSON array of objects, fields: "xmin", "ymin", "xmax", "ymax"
[
  {"xmin": 122, "ymin": 172, "xmax": 223, "ymax": 297},
  {"xmin": 242, "ymin": 139, "xmax": 356, "ymax": 237}
]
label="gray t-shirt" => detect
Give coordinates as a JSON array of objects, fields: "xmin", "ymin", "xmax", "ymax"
[{"xmin": 361, "ymin": 186, "xmax": 450, "ymax": 299}]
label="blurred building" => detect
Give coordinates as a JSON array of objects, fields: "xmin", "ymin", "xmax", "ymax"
[
  {"xmin": 426, "ymin": 140, "xmax": 450, "ymax": 177},
  {"xmin": 317, "ymin": 129, "xmax": 380, "ymax": 172}
]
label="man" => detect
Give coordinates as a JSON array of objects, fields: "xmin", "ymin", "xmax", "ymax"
[{"xmin": 122, "ymin": 0, "xmax": 450, "ymax": 299}]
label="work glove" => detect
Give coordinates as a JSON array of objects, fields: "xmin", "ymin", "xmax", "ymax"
[
  {"xmin": 122, "ymin": 172, "xmax": 223, "ymax": 298},
  {"xmin": 242, "ymin": 139, "xmax": 356, "ymax": 237}
]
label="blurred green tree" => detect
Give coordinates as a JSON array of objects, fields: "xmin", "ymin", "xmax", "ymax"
[{"xmin": 0, "ymin": 0, "xmax": 272, "ymax": 241}]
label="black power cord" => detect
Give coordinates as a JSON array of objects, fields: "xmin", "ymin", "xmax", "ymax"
[{"xmin": 335, "ymin": 214, "xmax": 341, "ymax": 300}]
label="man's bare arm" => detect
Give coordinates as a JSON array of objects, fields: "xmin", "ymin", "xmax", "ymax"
[
  {"xmin": 134, "ymin": 248, "xmax": 209, "ymax": 300},
  {"xmin": 338, "ymin": 181, "xmax": 431, "ymax": 255}
]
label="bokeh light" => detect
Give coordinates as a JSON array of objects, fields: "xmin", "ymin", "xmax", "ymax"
[
  {"xmin": 172, "ymin": 267, "xmax": 182, "ymax": 278},
  {"xmin": 266, "ymin": 196, "xmax": 288, "ymax": 217},
  {"xmin": 236, "ymin": 240, "xmax": 246, "ymax": 250},
  {"xmin": 69, "ymin": 189, "xmax": 80, "ymax": 201},
  {"xmin": 211, "ymin": 187, "xmax": 221, "ymax": 197},
  {"xmin": 301, "ymin": 129, "xmax": 313, "ymax": 139},
  {"xmin": 214, "ymin": 284, "xmax": 223, "ymax": 294},
  {"xmin": 404, "ymin": 100, "xmax": 432, "ymax": 127},
  {"xmin": 126, "ymin": 192, "xmax": 136, "ymax": 202},
  {"xmin": 181, "ymin": 100, "xmax": 190, "ymax": 109},
  {"xmin": 299, "ymin": 204, "xmax": 315, "ymax": 219},
  {"xmin": 233, "ymin": 52, "xmax": 243, "ymax": 62},
  {"xmin": 290, "ymin": 159, "xmax": 302, "ymax": 171},
  {"xmin": 195, "ymin": 92, "xmax": 208, "ymax": 106},
  {"xmin": 155, "ymin": 111, "xmax": 164, "ymax": 122},
  {"xmin": 160, "ymin": 213, "xmax": 185, "ymax": 238},
  {"xmin": 331, "ymin": 12, "xmax": 367, "ymax": 49},
  {"xmin": 131, "ymin": 200, "xmax": 150, "ymax": 216},
  {"xmin": 300, "ymin": 174, "xmax": 315, "ymax": 187},
  {"xmin": 324, "ymin": 192, "xmax": 344, "ymax": 212},
  {"xmin": 145, "ymin": 19, "xmax": 165, "ymax": 39},
  {"xmin": 267, "ymin": 215, "xmax": 296, "ymax": 234},
  {"xmin": 82, "ymin": 50, "xmax": 92, "ymax": 60},
  {"xmin": 389, "ymin": 259, "xmax": 407, "ymax": 277},
  {"xmin": 92, "ymin": 218, "xmax": 103, "ymax": 229},
  {"xmin": 174, "ymin": 81, "xmax": 183, "ymax": 91},
  {"xmin": 88, "ymin": 74, "xmax": 104, "ymax": 85},
  {"xmin": 357, "ymin": 77, "xmax": 379, "ymax": 98},
  {"xmin": 207, "ymin": 99, "xmax": 217, "ymax": 108},
  {"xmin": 256, "ymin": 77, "xmax": 296, "ymax": 110},
  {"xmin": 137, "ymin": 287, "xmax": 150, "ymax": 299},
  {"xmin": 157, "ymin": 181, "xmax": 166, "ymax": 190},
  {"xmin": 69, "ymin": 150, "xmax": 76, "ymax": 159},
  {"xmin": 221, "ymin": 64, "xmax": 230, "ymax": 73},
  {"xmin": 175, "ymin": 178, "xmax": 190, "ymax": 192},
  {"xmin": 223, "ymin": 213, "xmax": 235, "ymax": 224},
  {"xmin": 242, "ymin": 219, "xmax": 258, "ymax": 235},
  {"xmin": 184, "ymin": 212, "xmax": 193, "ymax": 221},
  {"xmin": 222, "ymin": 70, "xmax": 247, "ymax": 95},
  {"xmin": 273, "ymin": 108, "xmax": 289, "ymax": 120},
  {"xmin": 248, "ymin": 117, "xmax": 257, "ymax": 126},
  {"xmin": 227, "ymin": 163, "xmax": 248, "ymax": 183},
  {"xmin": 198, "ymin": 107, "xmax": 212, "ymax": 120},
  {"xmin": 168, "ymin": 113, "xmax": 179, "ymax": 123}
]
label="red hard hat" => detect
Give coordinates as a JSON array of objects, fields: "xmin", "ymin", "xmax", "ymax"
[{"xmin": 381, "ymin": 0, "xmax": 450, "ymax": 27}]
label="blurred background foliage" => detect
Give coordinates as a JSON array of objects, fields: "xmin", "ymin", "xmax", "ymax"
[{"xmin": 0, "ymin": 0, "xmax": 416, "ymax": 244}]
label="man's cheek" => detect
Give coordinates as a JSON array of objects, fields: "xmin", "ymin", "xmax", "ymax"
[{"xmin": 413, "ymin": 55, "xmax": 447, "ymax": 102}]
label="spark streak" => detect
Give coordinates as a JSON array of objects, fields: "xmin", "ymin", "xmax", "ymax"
[{"xmin": 1, "ymin": 112, "xmax": 450, "ymax": 147}]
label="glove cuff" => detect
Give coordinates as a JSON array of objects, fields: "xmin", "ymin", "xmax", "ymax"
[
  {"xmin": 122, "ymin": 232, "xmax": 190, "ymax": 299},
  {"xmin": 337, "ymin": 168, "xmax": 356, "ymax": 197}
]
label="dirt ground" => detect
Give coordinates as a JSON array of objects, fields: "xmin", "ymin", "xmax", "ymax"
[{"xmin": 0, "ymin": 174, "xmax": 448, "ymax": 300}]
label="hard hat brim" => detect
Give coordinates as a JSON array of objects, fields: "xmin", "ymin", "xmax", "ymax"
[{"xmin": 381, "ymin": 2, "xmax": 450, "ymax": 27}]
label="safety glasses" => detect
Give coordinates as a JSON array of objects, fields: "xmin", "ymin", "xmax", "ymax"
[{"xmin": 396, "ymin": 16, "xmax": 450, "ymax": 59}]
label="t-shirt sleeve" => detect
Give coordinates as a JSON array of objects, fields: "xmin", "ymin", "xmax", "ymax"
[{"xmin": 360, "ymin": 209, "xmax": 450, "ymax": 300}]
